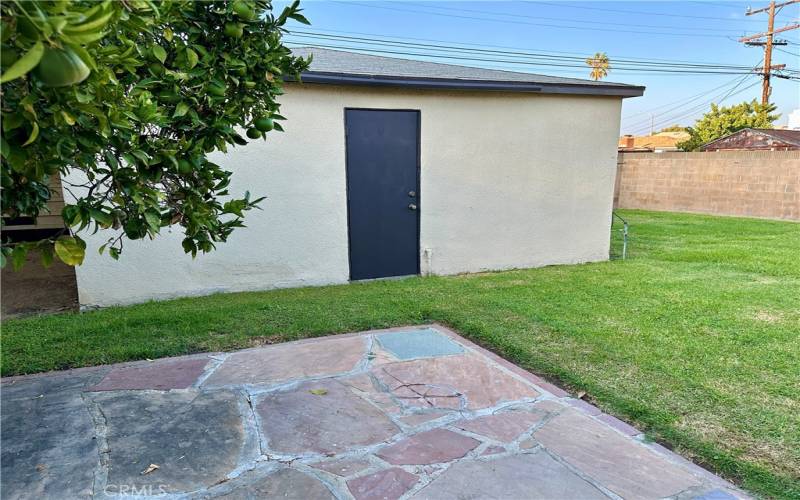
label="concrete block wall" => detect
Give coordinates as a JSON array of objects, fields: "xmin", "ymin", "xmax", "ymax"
[{"xmin": 615, "ymin": 151, "xmax": 800, "ymax": 220}]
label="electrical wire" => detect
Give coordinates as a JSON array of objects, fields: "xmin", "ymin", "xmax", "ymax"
[
  {"xmin": 622, "ymin": 73, "xmax": 760, "ymax": 120},
  {"xmin": 332, "ymin": 1, "xmax": 760, "ymax": 39},
  {"xmin": 288, "ymin": 30, "xmax": 762, "ymax": 71},
  {"xmin": 286, "ymin": 40, "xmax": 763, "ymax": 75},
  {"xmin": 625, "ymin": 73, "xmax": 754, "ymax": 130},
  {"xmin": 291, "ymin": 26, "xmax": 768, "ymax": 67},
  {"xmin": 285, "ymin": 38, "xmax": 772, "ymax": 75},
  {"xmin": 626, "ymin": 79, "xmax": 761, "ymax": 134},
  {"xmin": 530, "ymin": 1, "xmax": 765, "ymax": 23},
  {"xmin": 400, "ymin": 1, "xmax": 754, "ymax": 34}
]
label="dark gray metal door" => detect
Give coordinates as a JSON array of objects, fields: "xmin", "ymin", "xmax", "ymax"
[{"xmin": 345, "ymin": 109, "xmax": 420, "ymax": 280}]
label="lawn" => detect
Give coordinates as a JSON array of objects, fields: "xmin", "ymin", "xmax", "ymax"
[{"xmin": 2, "ymin": 210, "xmax": 799, "ymax": 498}]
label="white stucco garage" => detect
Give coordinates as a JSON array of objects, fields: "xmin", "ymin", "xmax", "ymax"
[{"xmin": 69, "ymin": 47, "xmax": 644, "ymax": 307}]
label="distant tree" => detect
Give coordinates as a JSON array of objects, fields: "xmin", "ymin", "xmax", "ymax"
[
  {"xmin": 677, "ymin": 100, "xmax": 779, "ymax": 151},
  {"xmin": 659, "ymin": 125, "xmax": 687, "ymax": 133},
  {"xmin": 1, "ymin": 0, "xmax": 310, "ymax": 269},
  {"xmin": 586, "ymin": 52, "xmax": 610, "ymax": 81}
]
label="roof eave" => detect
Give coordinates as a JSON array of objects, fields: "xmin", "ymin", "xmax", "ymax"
[{"xmin": 289, "ymin": 72, "xmax": 646, "ymax": 98}]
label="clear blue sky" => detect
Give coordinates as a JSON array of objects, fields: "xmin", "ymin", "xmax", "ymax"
[{"xmin": 276, "ymin": 0, "xmax": 800, "ymax": 134}]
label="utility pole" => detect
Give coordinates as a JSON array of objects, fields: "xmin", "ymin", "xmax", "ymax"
[{"xmin": 739, "ymin": 0, "xmax": 800, "ymax": 105}]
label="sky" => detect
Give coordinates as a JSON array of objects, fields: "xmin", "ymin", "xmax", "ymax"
[{"xmin": 274, "ymin": 0, "xmax": 800, "ymax": 134}]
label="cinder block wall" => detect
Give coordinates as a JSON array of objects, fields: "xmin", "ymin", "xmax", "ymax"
[{"xmin": 615, "ymin": 151, "xmax": 800, "ymax": 220}]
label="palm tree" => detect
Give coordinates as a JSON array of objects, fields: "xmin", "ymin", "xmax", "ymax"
[{"xmin": 586, "ymin": 52, "xmax": 610, "ymax": 81}]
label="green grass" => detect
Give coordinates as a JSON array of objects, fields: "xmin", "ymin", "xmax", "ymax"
[{"xmin": 3, "ymin": 210, "xmax": 799, "ymax": 498}]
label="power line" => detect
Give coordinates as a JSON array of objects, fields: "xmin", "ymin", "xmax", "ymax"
[
  {"xmin": 622, "ymin": 73, "xmax": 760, "ymax": 120},
  {"xmin": 291, "ymin": 26, "xmax": 763, "ymax": 68},
  {"xmin": 688, "ymin": 1, "xmax": 753, "ymax": 9},
  {"xmin": 332, "ymin": 1, "xmax": 759, "ymax": 39},
  {"xmin": 625, "ymin": 80, "xmax": 743, "ymax": 130},
  {"xmin": 287, "ymin": 39, "xmax": 771, "ymax": 76},
  {"xmin": 774, "ymin": 46, "xmax": 800, "ymax": 55},
  {"xmin": 531, "ymin": 1, "xmax": 766, "ymax": 22},
  {"xmin": 286, "ymin": 32, "xmax": 780, "ymax": 75},
  {"xmin": 625, "ymin": 68, "xmax": 760, "ymax": 130},
  {"xmin": 288, "ymin": 31, "xmax": 764, "ymax": 72},
  {"xmin": 626, "ymin": 80, "xmax": 761, "ymax": 134},
  {"xmin": 400, "ymin": 1, "xmax": 754, "ymax": 33}
]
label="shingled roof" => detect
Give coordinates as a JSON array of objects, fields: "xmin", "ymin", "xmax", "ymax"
[
  {"xmin": 290, "ymin": 47, "xmax": 645, "ymax": 98},
  {"xmin": 701, "ymin": 128, "xmax": 800, "ymax": 151}
]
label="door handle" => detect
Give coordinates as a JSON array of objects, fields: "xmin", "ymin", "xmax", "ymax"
[{"xmin": 408, "ymin": 203, "xmax": 418, "ymax": 211}]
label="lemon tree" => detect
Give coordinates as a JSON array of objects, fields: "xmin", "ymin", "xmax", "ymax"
[{"xmin": 1, "ymin": 0, "xmax": 310, "ymax": 268}]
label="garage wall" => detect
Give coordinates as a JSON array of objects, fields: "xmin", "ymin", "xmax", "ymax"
[{"xmin": 70, "ymin": 84, "xmax": 622, "ymax": 307}]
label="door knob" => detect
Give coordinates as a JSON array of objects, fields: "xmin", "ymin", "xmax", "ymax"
[
  {"xmin": 408, "ymin": 203, "xmax": 418, "ymax": 210},
  {"xmin": 408, "ymin": 191, "xmax": 416, "ymax": 197}
]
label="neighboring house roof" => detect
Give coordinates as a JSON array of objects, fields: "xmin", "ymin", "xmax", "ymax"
[
  {"xmin": 618, "ymin": 132, "xmax": 689, "ymax": 150},
  {"xmin": 655, "ymin": 131, "xmax": 690, "ymax": 140},
  {"xmin": 290, "ymin": 47, "xmax": 645, "ymax": 98},
  {"xmin": 700, "ymin": 128, "xmax": 800, "ymax": 151}
]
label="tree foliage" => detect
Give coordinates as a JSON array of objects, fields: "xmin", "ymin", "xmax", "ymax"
[
  {"xmin": 0, "ymin": 0, "xmax": 310, "ymax": 269},
  {"xmin": 677, "ymin": 100, "xmax": 779, "ymax": 151},
  {"xmin": 586, "ymin": 52, "xmax": 610, "ymax": 81}
]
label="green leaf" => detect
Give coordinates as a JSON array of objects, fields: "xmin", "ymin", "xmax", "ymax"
[
  {"xmin": 185, "ymin": 48, "xmax": 198, "ymax": 69},
  {"xmin": 21, "ymin": 122, "xmax": 39, "ymax": 147},
  {"xmin": 0, "ymin": 41, "xmax": 44, "ymax": 83},
  {"xmin": 308, "ymin": 389, "xmax": 328, "ymax": 396},
  {"xmin": 61, "ymin": 110, "xmax": 76, "ymax": 125},
  {"xmin": 40, "ymin": 245, "xmax": 54, "ymax": 268},
  {"xmin": 54, "ymin": 236, "xmax": 86, "ymax": 266},
  {"xmin": 63, "ymin": 9, "xmax": 114, "ymax": 33},
  {"xmin": 60, "ymin": 30, "xmax": 106, "ymax": 45},
  {"xmin": 131, "ymin": 150, "xmax": 149, "ymax": 163},
  {"xmin": 173, "ymin": 102, "xmax": 189, "ymax": 117},
  {"xmin": 152, "ymin": 45, "xmax": 167, "ymax": 64},
  {"xmin": 181, "ymin": 238, "xmax": 197, "ymax": 257},
  {"xmin": 103, "ymin": 151, "xmax": 119, "ymax": 169},
  {"xmin": 144, "ymin": 209, "xmax": 161, "ymax": 230},
  {"xmin": 11, "ymin": 246, "xmax": 27, "ymax": 271},
  {"xmin": 62, "ymin": 205, "xmax": 82, "ymax": 227},
  {"xmin": 288, "ymin": 12, "xmax": 311, "ymax": 25},
  {"xmin": 90, "ymin": 208, "xmax": 113, "ymax": 228}
]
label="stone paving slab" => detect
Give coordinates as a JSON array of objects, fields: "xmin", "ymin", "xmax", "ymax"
[
  {"xmin": 375, "ymin": 328, "xmax": 464, "ymax": 360},
  {"xmin": 310, "ymin": 457, "xmax": 373, "ymax": 477},
  {"xmin": 1, "ymin": 366, "xmax": 107, "ymax": 400},
  {"xmin": 0, "ymin": 324, "xmax": 748, "ymax": 499},
  {"xmin": 90, "ymin": 390, "xmax": 245, "ymax": 493},
  {"xmin": 257, "ymin": 378, "xmax": 399, "ymax": 455},
  {"xmin": 203, "ymin": 335, "xmax": 367, "ymax": 388},
  {"xmin": 346, "ymin": 467, "xmax": 419, "ymax": 500},
  {"xmin": 376, "ymin": 428, "xmax": 480, "ymax": 465},
  {"xmin": 535, "ymin": 408, "xmax": 706, "ymax": 499},
  {"xmin": 415, "ymin": 452, "xmax": 609, "ymax": 499},
  {"xmin": 454, "ymin": 408, "xmax": 545, "ymax": 443},
  {"xmin": 87, "ymin": 357, "xmax": 210, "ymax": 391},
  {"xmin": 207, "ymin": 467, "xmax": 335, "ymax": 500},
  {"xmin": 1, "ymin": 388, "xmax": 97, "ymax": 499},
  {"xmin": 373, "ymin": 352, "xmax": 540, "ymax": 410}
]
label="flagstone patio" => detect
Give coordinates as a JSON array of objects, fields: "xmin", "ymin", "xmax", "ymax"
[{"xmin": 1, "ymin": 325, "xmax": 748, "ymax": 499}]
